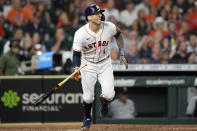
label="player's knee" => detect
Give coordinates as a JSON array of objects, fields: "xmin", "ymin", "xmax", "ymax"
[
  {"xmin": 83, "ymin": 95, "xmax": 94, "ymax": 103},
  {"xmin": 102, "ymin": 91, "xmax": 115, "ymax": 101}
]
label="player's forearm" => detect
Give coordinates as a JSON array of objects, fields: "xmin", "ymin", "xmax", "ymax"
[{"xmin": 115, "ymin": 34, "xmax": 124, "ymax": 49}]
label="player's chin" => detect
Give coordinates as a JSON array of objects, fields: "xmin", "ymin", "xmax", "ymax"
[{"xmin": 96, "ymin": 19, "xmax": 102, "ymax": 24}]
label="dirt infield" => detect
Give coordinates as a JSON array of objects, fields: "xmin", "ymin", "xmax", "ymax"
[{"xmin": 0, "ymin": 123, "xmax": 197, "ymax": 131}]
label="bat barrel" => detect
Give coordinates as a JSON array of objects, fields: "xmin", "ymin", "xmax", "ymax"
[{"xmin": 34, "ymin": 89, "xmax": 56, "ymax": 106}]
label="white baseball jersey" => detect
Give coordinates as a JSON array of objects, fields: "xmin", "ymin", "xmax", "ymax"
[
  {"xmin": 72, "ymin": 21, "xmax": 118, "ymax": 63},
  {"xmin": 72, "ymin": 21, "xmax": 118, "ymax": 103}
]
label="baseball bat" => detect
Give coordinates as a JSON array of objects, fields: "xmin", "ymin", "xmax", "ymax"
[
  {"xmin": 120, "ymin": 56, "xmax": 128, "ymax": 69},
  {"xmin": 34, "ymin": 63, "xmax": 87, "ymax": 106}
]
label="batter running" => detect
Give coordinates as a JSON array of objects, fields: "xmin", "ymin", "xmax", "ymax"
[{"xmin": 72, "ymin": 4, "xmax": 127, "ymax": 131}]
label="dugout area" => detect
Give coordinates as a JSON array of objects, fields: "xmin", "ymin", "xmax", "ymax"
[{"xmin": 93, "ymin": 71, "xmax": 197, "ymax": 124}]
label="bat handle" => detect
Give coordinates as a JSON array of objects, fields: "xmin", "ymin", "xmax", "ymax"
[{"xmin": 58, "ymin": 63, "xmax": 87, "ymax": 87}]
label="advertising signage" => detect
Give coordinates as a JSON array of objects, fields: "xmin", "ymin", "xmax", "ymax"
[{"xmin": 0, "ymin": 77, "xmax": 83, "ymax": 123}]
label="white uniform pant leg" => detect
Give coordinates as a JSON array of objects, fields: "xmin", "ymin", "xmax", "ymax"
[
  {"xmin": 98, "ymin": 59, "xmax": 115, "ymax": 101},
  {"xmin": 80, "ymin": 64, "xmax": 97, "ymax": 104}
]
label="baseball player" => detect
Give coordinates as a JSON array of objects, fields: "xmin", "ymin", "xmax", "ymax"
[{"xmin": 72, "ymin": 4, "xmax": 127, "ymax": 131}]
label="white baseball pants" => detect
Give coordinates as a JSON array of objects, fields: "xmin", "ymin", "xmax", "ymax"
[{"xmin": 80, "ymin": 57, "xmax": 115, "ymax": 103}]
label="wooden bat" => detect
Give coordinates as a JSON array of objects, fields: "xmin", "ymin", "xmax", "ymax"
[
  {"xmin": 34, "ymin": 63, "xmax": 87, "ymax": 106},
  {"xmin": 120, "ymin": 56, "xmax": 128, "ymax": 69}
]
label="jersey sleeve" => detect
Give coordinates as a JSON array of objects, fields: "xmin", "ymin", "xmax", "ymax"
[
  {"xmin": 72, "ymin": 30, "xmax": 83, "ymax": 52},
  {"xmin": 107, "ymin": 21, "xmax": 119, "ymax": 36}
]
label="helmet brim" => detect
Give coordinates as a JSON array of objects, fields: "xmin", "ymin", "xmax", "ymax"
[{"xmin": 99, "ymin": 9, "xmax": 105, "ymax": 12}]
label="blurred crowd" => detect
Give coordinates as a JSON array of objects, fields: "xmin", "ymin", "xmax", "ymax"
[{"xmin": 0, "ymin": 0, "xmax": 197, "ymax": 75}]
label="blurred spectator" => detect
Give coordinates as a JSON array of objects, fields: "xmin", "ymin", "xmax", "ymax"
[
  {"xmin": 108, "ymin": 88, "xmax": 136, "ymax": 119},
  {"xmin": 186, "ymin": 86, "xmax": 197, "ymax": 117},
  {"xmin": 134, "ymin": 0, "xmax": 150, "ymax": 16},
  {"xmin": 138, "ymin": 35, "xmax": 151, "ymax": 58},
  {"xmin": 110, "ymin": 47, "xmax": 119, "ymax": 64},
  {"xmin": 3, "ymin": 28, "xmax": 23, "ymax": 54},
  {"xmin": 125, "ymin": 40, "xmax": 140, "ymax": 64},
  {"xmin": 149, "ymin": 43, "xmax": 161, "ymax": 64},
  {"xmin": 139, "ymin": 53, "xmax": 150, "ymax": 64},
  {"xmin": 38, "ymin": 0, "xmax": 51, "ymax": 8},
  {"xmin": 121, "ymin": 27, "xmax": 132, "ymax": 50},
  {"xmin": 113, "ymin": 0, "xmax": 123, "ymax": 10},
  {"xmin": 170, "ymin": 41, "xmax": 188, "ymax": 63},
  {"xmin": 120, "ymin": 1, "xmax": 136, "ymax": 27},
  {"xmin": 161, "ymin": 37, "xmax": 170, "ymax": 50},
  {"xmin": 187, "ymin": 52, "xmax": 196, "ymax": 64},
  {"xmin": 160, "ymin": 48, "xmax": 170, "ymax": 64},
  {"xmin": 189, "ymin": 2, "xmax": 197, "ymax": 30},
  {"xmin": 22, "ymin": 35, "xmax": 33, "ymax": 53},
  {"xmin": 51, "ymin": 28, "xmax": 70, "ymax": 53},
  {"xmin": 51, "ymin": 0, "xmax": 70, "ymax": 10},
  {"xmin": 133, "ymin": 9, "xmax": 150, "ymax": 36},
  {"xmin": 123, "ymin": 30, "xmax": 141, "ymax": 50},
  {"xmin": 57, "ymin": 2, "xmax": 78, "ymax": 28},
  {"xmin": 177, "ymin": 21, "xmax": 190, "ymax": 39},
  {"xmin": 103, "ymin": 0, "xmax": 120, "ymax": 22},
  {"xmin": 186, "ymin": 34, "xmax": 197, "ymax": 54},
  {"xmin": 32, "ymin": 32, "xmax": 46, "ymax": 54},
  {"xmin": 148, "ymin": 31, "xmax": 163, "ymax": 48},
  {"xmin": 168, "ymin": 5, "xmax": 179, "ymax": 21},
  {"xmin": 145, "ymin": 6, "xmax": 157, "ymax": 23},
  {"xmin": 176, "ymin": 0, "xmax": 188, "ymax": 14},
  {"xmin": 7, "ymin": 0, "xmax": 25, "ymax": 27},
  {"xmin": 22, "ymin": 0, "xmax": 36, "ymax": 22},
  {"xmin": 165, "ymin": 21, "xmax": 177, "ymax": 53},
  {"xmin": 77, "ymin": 0, "xmax": 94, "ymax": 25},
  {"xmin": 176, "ymin": 12, "xmax": 190, "ymax": 30},
  {"xmin": 161, "ymin": 37, "xmax": 176, "ymax": 58},
  {"xmin": 188, "ymin": 86, "xmax": 197, "ymax": 105},
  {"xmin": 24, "ymin": 12, "xmax": 49, "ymax": 37},
  {"xmin": 159, "ymin": 7, "xmax": 169, "ymax": 21},
  {"xmin": 2, "ymin": 0, "xmax": 12, "ymax": 19},
  {"xmin": 0, "ymin": 39, "xmax": 20, "ymax": 75},
  {"xmin": 149, "ymin": 17, "xmax": 168, "ymax": 37},
  {"xmin": 150, "ymin": 0, "xmax": 170, "ymax": 10},
  {"xmin": 19, "ymin": 35, "xmax": 34, "ymax": 60},
  {"xmin": 37, "ymin": 2, "xmax": 51, "ymax": 25}
]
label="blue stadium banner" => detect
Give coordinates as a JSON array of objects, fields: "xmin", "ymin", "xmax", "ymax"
[{"xmin": 38, "ymin": 52, "xmax": 55, "ymax": 69}]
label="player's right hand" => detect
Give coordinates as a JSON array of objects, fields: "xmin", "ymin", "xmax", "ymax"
[
  {"xmin": 120, "ymin": 51, "xmax": 128, "ymax": 69},
  {"xmin": 73, "ymin": 67, "xmax": 79, "ymax": 81}
]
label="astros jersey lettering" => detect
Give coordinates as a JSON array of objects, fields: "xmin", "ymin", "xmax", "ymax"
[
  {"xmin": 73, "ymin": 21, "xmax": 118, "ymax": 63},
  {"xmin": 72, "ymin": 21, "xmax": 117, "ymax": 103}
]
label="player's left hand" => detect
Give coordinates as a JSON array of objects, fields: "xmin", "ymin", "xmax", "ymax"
[
  {"xmin": 120, "ymin": 53, "xmax": 128, "ymax": 69},
  {"xmin": 73, "ymin": 67, "xmax": 79, "ymax": 81}
]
